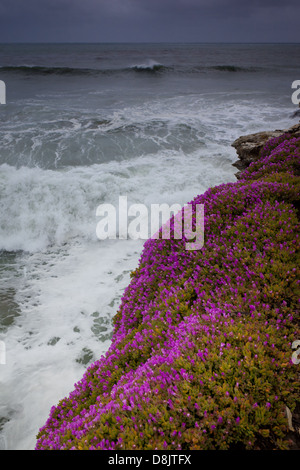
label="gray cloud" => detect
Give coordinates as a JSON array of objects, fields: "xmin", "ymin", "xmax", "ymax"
[{"xmin": 0, "ymin": 0, "xmax": 299, "ymax": 42}]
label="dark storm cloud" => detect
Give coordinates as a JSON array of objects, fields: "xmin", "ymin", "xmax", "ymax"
[{"xmin": 0, "ymin": 0, "xmax": 299, "ymax": 42}]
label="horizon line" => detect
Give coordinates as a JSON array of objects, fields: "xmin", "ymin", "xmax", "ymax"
[{"xmin": 1, "ymin": 41, "xmax": 300, "ymax": 45}]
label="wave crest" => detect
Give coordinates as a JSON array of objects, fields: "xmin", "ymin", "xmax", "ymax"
[{"xmin": 0, "ymin": 63, "xmax": 260, "ymax": 77}]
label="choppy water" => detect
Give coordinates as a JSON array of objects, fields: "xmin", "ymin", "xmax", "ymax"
[{"xmin": 0, "ymin": 42, "xmax": 299, "ymax": 450}]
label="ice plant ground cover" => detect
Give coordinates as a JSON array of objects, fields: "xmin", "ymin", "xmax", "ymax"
[{"xmin": 36, "ymin": 133, "xmax": 300, "ymax": 450}]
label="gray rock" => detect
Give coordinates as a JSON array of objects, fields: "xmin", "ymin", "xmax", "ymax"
[{"xmin": 232, "ymin": 122, "xmax": 300, "ymax": 179}]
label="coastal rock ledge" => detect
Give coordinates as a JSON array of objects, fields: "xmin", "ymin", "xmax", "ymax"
[
  {"xmin": 232, "ymin": 122, "xmax": 300, "ymax": 178},
  {"xmin": 36, "ymin": 126, "xmax": 300, "ymax": 451}
]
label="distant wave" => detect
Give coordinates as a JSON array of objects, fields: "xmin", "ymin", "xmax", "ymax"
[
  {"xmin": 130, "ymin": 61, "xmax": 172, "ymax": 73},
  {"xmin": 0, "ymin": 63, "xmax": 263, "ymax": 78},
  {"xmin": 210, "ymin": 65, "xmax": 259, "ymax": 72},
  {"xmin": 0, "ymin": 63, "xmax": 171, "ymax": 77},
  {"xmin": 0, "ymin": 65, "xmax": 106, "ymax": 76}
]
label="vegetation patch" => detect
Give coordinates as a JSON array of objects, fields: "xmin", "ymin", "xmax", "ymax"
[{"xmin": 36, "ymin": 135, "xmax": 300, "ymax": 450}]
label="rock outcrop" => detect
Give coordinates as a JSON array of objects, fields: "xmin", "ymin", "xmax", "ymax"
[{"xmin": 232, "ymin": 122, "xmax": 300, "ymax": 178}]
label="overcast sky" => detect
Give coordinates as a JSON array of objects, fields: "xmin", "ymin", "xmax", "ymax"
[{"xmin": 0, "ymin": 0, "xmax": 299, "ymax": 43}]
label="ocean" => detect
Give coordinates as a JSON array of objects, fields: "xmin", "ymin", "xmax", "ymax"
[{"xmin": 0, "ymin": 43, "xmax": 299, "ymax": 450}]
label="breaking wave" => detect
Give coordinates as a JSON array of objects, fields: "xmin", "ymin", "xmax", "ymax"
[{"xmin": 0, "ymin": 63, "xmax": 262, "ymax": 77}]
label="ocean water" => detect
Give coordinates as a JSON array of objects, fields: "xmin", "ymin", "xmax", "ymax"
[{"xmin": 0, "ymin": 43, "xmax": 299, "ymax": 450}]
